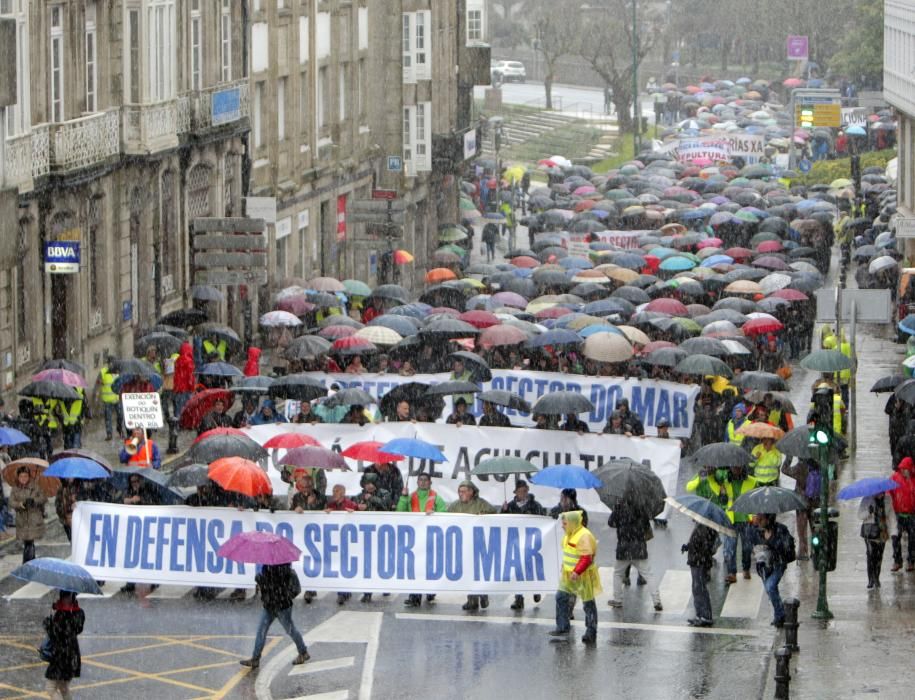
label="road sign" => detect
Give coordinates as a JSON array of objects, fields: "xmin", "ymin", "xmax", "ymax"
[
  {"xmin": 787, "ymin": 35, "xmax": 809, "ymax": 61},
  {"xmin": 191, "ymin": 218, "xmax": 266, "ymax": 233},
  {"xmin": 193, "ymin": 269, "xmax": 269, "ymax": 286},
  {"xmin": 244, "ymin": 197, "xmax": 277, "ymax": 224},
  {"xmin": 895, "ymin": 217, "xmax": 915, "ymax": 239},
  {"xmin": 122, "ymin": 392, "xmax": 164, "ymax": 429},
  {"xmin": 816, "ymin": 288, "xmax": 892, "ymax": 324},
  {"xmin": 387, "ymin": 156, "xmax": 403, "ymax": 172},
  {"xmin": 194, "ymin": 252, "xmax": 268, "ymax": 268},
  {"xmin": 348, "ymin": 210, "xmax": 406, "ymax": 225},
  {"xmin": 372, "ymin": 189, "xmax": 398, "ymax": 200},
  {"xmin": 43, "ymin": 241, "xmax": 80, "ymax": 274},
  {"xmin": 192, "ymin": 234, "xmax": 267, "ymax": 250},
  {"xmin": 798, "ymin": 159, "xmax": 812, "ymax": 174},
  {"xmin": 348, "ymin": 198, "xmax": 406, "ymax": 225}
]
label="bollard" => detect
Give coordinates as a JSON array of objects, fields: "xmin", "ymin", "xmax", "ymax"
[
  {"xmin": 783, "ymin": 597, "xmax": 800, "ymax": 652},
  {"xmin": 166, "ymin": 415, "xmax": 179, "ymax": 454},
  {"xmin": 774, "ymin": 646, "xmax": 792, "ymax": 700}
]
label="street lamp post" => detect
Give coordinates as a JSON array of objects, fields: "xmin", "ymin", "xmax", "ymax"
[{"xmin": 632, "ymin": 0, "xmax": 641, "ymax": 155}]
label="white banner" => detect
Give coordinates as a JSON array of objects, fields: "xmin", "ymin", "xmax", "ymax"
[
  {"xmin": 244, "ymin": 422, "xmax": 682, "ymax": 517},
  {"xmin": 71, "ymin": 503, "xmax": 561, "ymax": 593},
  {"xmin": 660, "ymin": 134, "xmax": 765, "ymax": 164},
  {"xmin": 121, "ymin": 392, "xmax": 164, "ymax": 429},
  {"xmin": 723, "ymin": 134, "xmax": 765, "ymax": 164},
  {"xmin": 293, "ymin": 371, "xmax": 699, "ymax": 438}
]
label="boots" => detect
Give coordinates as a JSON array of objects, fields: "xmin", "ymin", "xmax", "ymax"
[
  {"xmin": 239, "ymin": 658, "xmax": 260, "ymax": 669},
  {"xmin": 510, "ymin": 595, "xmax": 524, "ymax": 610}
]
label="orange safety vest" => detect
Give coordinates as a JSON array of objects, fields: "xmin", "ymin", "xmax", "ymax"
[
  {"xmin": 411, "ymin": 489, "xmax": 438, "ymax": 513},
  {"xmin": 126, "ymin": 440, "xmax": 154, "ymax": 468}
]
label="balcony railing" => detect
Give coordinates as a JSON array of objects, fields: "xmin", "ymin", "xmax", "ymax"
[
  {"xmin": 123, "ymin": 100, "xmax": 180, "ymax": 154},
  {"xmin": 3, "ymin": 125, "xmax": 50, "ymax": 189},
  {"xmin": 177, "ymin": 94, "xmax": 192, "ymax": 134},
  {"xmin": 195, "ymin": 80, "xmax": 250, "ymax": 130},
  {"xmin": 49, "ymin": 109, "xmax": 120, "ymax": 172}
]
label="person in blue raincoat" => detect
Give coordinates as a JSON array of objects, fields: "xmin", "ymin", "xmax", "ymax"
[{"xmin": 251, "ymin": 399, "xmax": 288, "ymax": 425}]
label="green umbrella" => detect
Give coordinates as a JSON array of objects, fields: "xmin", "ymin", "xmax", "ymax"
[
  {"xmin": 436, "ymin": 244, "xmax": 466, "ymax": 256},
  {"xmin": 459, "ymin": 198, "xmax": 479, "ymax": 211},
  {"xmin": 472, "ymin": 457, "xmax": 539, "ymax": 500},
  {"xmin": 800, "ymin": 350, "xmax": 852, "ymax": 373},
  {"xmin": 343, "ymin": 279, "xmax": 372, "ymax": 297},
  {"xmin": 439, "ymin": 229, "xmax": 468, "ymax": 243},
  {"xmin": 735, "ymin": 210, "xmax": 759, "ymax": 223}
]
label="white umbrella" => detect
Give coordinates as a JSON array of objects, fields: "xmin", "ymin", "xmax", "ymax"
[
  {"xmin": 354, "ymin": 326, "xmax": 403, "ymax": 346},
  {"xmin": 759, "ymin": 273, "xmax": 792, "ymax": 295},
  {"xmin": 869, "ymin": 255, "xmax": 898, "ymax": 274},
  {"xmin": 259, "ymin": 310, "xmax": 303, "ymax": 327}
]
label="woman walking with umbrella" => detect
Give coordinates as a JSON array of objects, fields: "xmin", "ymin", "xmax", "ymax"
[
  {"xmin": 43, "ymin": 590, "xmax": 85, "ymax": 699},
  {"xmin": 839, "ymin": 478, "xmax": 899, "ymax": 590},
  {"xmin": 10, "ymin": 465, "xmax": 47, "ymax": 563}
]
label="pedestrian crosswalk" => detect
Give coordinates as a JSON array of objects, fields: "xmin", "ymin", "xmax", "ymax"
[{"xmin": 1, "ymin": 568, "xmax": 769, "ymax": 621}]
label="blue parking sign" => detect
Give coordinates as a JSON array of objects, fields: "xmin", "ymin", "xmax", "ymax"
[
  {"xmin": 387, "ymin": 156, "xmax": 403, "ymax": 172},
  {"xmin": 798, "ymin": 159, "xmax": 812, "ymax": 174}
]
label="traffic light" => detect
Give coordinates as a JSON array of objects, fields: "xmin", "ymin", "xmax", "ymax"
[{"xmin": 811, "ymin": 508, "xmax": 839, "ymax": 572}]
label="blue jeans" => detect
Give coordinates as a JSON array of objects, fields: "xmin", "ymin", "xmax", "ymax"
[
  {"xmin": 723, "ymin": 522, "xmax": 753, "ymax": 575},
  {"xmin": 763, "ymin": 565, "xmax": 786, "ymax": 623},
  {"xmin": 251, "ymin": 606, "xmax": 307, "ymax": 660},
  {"xmin": 555, "ymin": 589, "xmax": 597, "ymax": 636},
  {"xmin": 174, "ymin": 392, "xmax": 191, "ymax": 422},
  {"xmin": 104, "ymin": 403, "xmax": 121, "ymax": 438}
]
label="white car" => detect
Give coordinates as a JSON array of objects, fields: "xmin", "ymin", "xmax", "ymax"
[{"xmin": 491, "ymin": 60, "xmax": 526, "ymax": 83}]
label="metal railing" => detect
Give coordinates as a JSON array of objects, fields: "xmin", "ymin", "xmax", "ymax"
[
  {"xmin": 123, "ymin": 100, "xmax": 179, "ymax": 147},
  {"xmin": 49, "ymin": 109, "xmax": 120, "ymax": 172},
  {"xmin": 195, "ymin": 79, "xmax": 250, "ymax": 130},
  {"xmin": 3, "ymin": 124, "xmax": 50, "ymax": 187}
]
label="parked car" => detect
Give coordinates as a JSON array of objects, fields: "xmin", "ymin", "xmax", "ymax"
[{"xmin": 491, "ymin": 60, "xmax": 526, "ymax": 84}]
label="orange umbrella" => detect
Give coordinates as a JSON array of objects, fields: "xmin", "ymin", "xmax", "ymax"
[
  {"xmin": 3, "ymin": 458, "xmax": 59, "ymax": 497},
  {"xmin": 736, "ymin": 422, "xmax": 785, "ymax": 440},
  {"xmin": 393, "ymin": 250, "xmax": 414, "ymax": 265},
  {"xmin": 208, "ymin": 457, "xmax": 272, "ymax": 497},
  {"xmin": 425, "ymin": 268, "xmax": 457, "ymax": 283}
]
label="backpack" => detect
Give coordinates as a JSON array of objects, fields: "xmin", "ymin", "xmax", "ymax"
[{"xmin": 805, "ymin": 469, "xmax": 821, "ymax": 501}]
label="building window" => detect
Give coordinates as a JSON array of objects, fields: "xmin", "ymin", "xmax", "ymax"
[
  {"xmin": 357, "ymin": 59, "xmax": 365, "ymax": 118},
  {"xmin": 87, "ymin": 197, "xmax": 102, "ymax": 310},
  {"xmin": 317, "ymin": 67, "xmax": 327, "ymax": 129},
  {"xmin": 49, "ymin": 5, "xmax": 64, "ymax": 122},
  {"xmin": 253, "ymin": 82, "xmax": 263, "ymax": 147},
  {"xmin": 2, "ymin": 1, "xmax": 29, "ymax": 137},
  {"xmin": 415, "ymin": 102, "xmax": 426, "ymax": 166},
  {"xmin": 161, "ymin": 170, "xmax": 176, "ymax": 280},
  {"xmin": 402, "ymin": 14, "xmax": 412, "ymax": 83},
  {"xmin": 224, "ymin": 152, "xmax": 236, "ymax": 216},
  {"xmin": 128, "ymin": 9, "xmax": 140, "ymax": 103},
  {"xmin": 338, "ymin": 65, "xmax": 347, "ymax": 122},
  {"xmin": 149, "ymin": 0, "xmax": 176, "ymax": 101},
  {"xmin": 221, "ymin": 0, "xmax": 232, "ymax": 82},
  {"xmin": 15, "ymin": 220, "xmax": 29, "ymax": 344},
  {"xmin": 300, "ymin": 70, "xmax": 309, "ymax": 135},
  {"xmin": 403, "ymin": 106, "xmax": 412, "ymax": 168},
  {"xmin": 467, "ymin": 9, "xmax": 482, "ymax": 42},
  {"xmin": 190, "ymin": 0, "xmax": 202, "ymax": 91},
  {"xmin": 414, "ymin": 12, "xmax": 426, "ymax": 71},
  {"xmin": 85, "ymin": 6, "xmax": 97, "ymax": 113},
  {"xmin": 278, "ymin": 77, "xmax": 286, "ymax": 141},
  {"xmin": 187, "ymin": 163, "xmax": 213, "ymax": 219}
]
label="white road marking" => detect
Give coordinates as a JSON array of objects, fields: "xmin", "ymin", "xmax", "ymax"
[
  {"xmin": 289, "ymin": 656, "xmax": 355, "ymax": 676},
  {"xmin": 719, "ymin": 576, "xmax": 764, "ymax": 619},
  {"xmin": 395, "ymin": 612, "xmax": 761, "ymax": 637},
  {"xmin": 287, "ymin": 691, "xmax": 349, "ymax": 700},
  {"xmin": 658, "ymin": 569, "xmax": 693, "ymax": 616}
]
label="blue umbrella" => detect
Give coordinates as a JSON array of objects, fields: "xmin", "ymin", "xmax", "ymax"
[
  {"xmin": 611, "ymin": 253, "xmax": 647, "ymax": 271},
  {"xmin": 559, "ymin": 257, "xmax": 593, "ymax": 270},
  {"xmin": 679, "ymin": 209, "xmax": 710, "ymax": 221},
  {"xmin": 530, "ymin": 465, "xmax": 601, "ymax": 489},
  {"xmin": 899, "ymin": 314, "xmax": 915, "ymax": 336},
  {"xmin": 665, "ymin": 495, "xmax": 734, "ymax": 535},
  {"xmin": 659, "ymin": 256, "xmax": 697, "ymax": 271},
  {"xmin": 700, "ymin": 255, "xmax": 734, "ymax": 267},
  {"xmin": 12, "ymin": 557, "xmax": 103, "ymax": 595},
  {"xmin": 525, "ymin": 329, "xmax": 582, "ymax": 349},
  {"xmin": 45, "ymin": 457, "xmax": 110, "ymax": 480},
  {"xmin": 198, "ymin": 361, "xmax": 244, "ymax": 378},
  {"xmin": 837, "ymin": 478, "xmax": 899, "ymax": 500},
  {"xmin": 583, "ymin": 299, "xmax": 632, "ymax": 317},
  {"xmin": 846, "ymin": 125, "xmax": 866, "ymax": 136},
  {"xmin": 381, "ymin": 437, "xmax": 447, "ymax": 462},
  {"xmin": 578, "ymin": 324, "xmax": 621, "ymax": 338},
  {"xmin": 0, "ymin": 426, "xmax": 31, "ymax": 446}
]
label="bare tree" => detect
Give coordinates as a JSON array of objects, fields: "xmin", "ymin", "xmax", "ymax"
[{"xmin": 529, "ymin": 0, "xmax": 580, "ymax": 109}]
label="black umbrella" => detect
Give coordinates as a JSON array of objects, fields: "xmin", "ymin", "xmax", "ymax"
[
  {"xmin": 318, "ymin": 315, "xmax": 364, "ymax": 329},
  {"xmin": 389, "ymin": 334, "xmax": 423, "ymax": 360},
  {"xmin": 324, "ymin": 388, "xmax": 378, "ymax": 408},
  {"xmin": 371, "ymin": 284, "xmax": 410, "ymax": 303},
  {"xmin": 688, "ymin": 442, "xmax": 752, "ymax": 468},
  {"xmin": 678, "ymin": 337, "xmax": 729, "ymax": 357},
  {"xmin": 675, "ymin": 354, "xmax": 732, "ymax": 378},
  {"xmin": 166, "ymin": 463, "xmax": 211, "ymax": 488},
  {"xmin": 425, "ymin": 380, "xmax": 480, "ymax": 396},
  {"xmin": 800, "ymin": 350, "xmax": 852, "ymax": 373},
  {"xmin": 135, "ymin": 332, "xmax": 183, "ymax": 357},
  {"xmin": 871, "ymin": 375, "xmax": 907, "ymax": 393},
  {"xmin": 732, "ymin": 486, "xmax": 807, "ymax": 514},
  {"xmin": 421, "ymin": 319, "xmax": 480, "ymax": 339},
  {"xmin": 476, "ymin": 390, "xmax": 531, "ymax": 412},
  {"xmin": 775, "ymin": 426, "xmax": 816, "ymax": 459},
  {"xmin": 111, "ymin": 467, "xmax": 185, "ymax": 505},
  {"xmin": 734, "ymin": 371, "xmax": 788, "ymax": 392},
  {"xmin": 186, "ymin": 434, "xmax": 267, "ymax": 464},
  {"xmin": 379, "ymin": 382, "xmax": 444, "ymax": 419},
  {"xmin": 642, "ymin": 347, "xmax": 687, "ymax": 367},
  {"xmin": 269, "ymin": 373, "xmax": 329, "ymax": 402},
  {"xmin": 158, "ymin": 308, "xmax": 208, "ymax": 327},
  {"xmin": 285, "ymin": 335, "xmax": 333, "ymax": 360},
  {"xmin": 369, "ymin": 316, "xmax": 421, "ymax": 336},
  {"xmin": 19, "ymin": 380, "xmax": 80, "ymax": 401},
  {"xmin": 894, "ymin": 379, "xmax": 915, "ymax": 405},
  {"xmin": 713, "ymin": 297, "xmax": 759, "ymax": 314},
  {"xmin": 233, "ymin": 376, "xmax": 275, "ymax": 394},
  {"xmin": 190, "ymin": 285, "xmax": 226, "ymax": 302},
  {"xmin": 595, "ymin": 461, "xmax": 666, "ymax": 515},
  {"xmin": 40, "ymin": 359, "xmax": 86, "ymax": 374},
  {"xmin": 112, "ymin": 358, "xmax": 162, "ymax": 379},
  {"xmin": 419, "ymin": 286, "xmax": 466, "ymax": 311},
  {"xmin": 448, "ymin": 351, "xmax": 492, "ymax": 382},
  {"xmin": 532, "ymin": 391, "xmax": 594, "ymax": 415},
  {"xmin": 198, "ymin": 322, "xmax": 242, "ymax": 350},
  {"xmin": 611, "ymin": 286, "xmax": 651, "ymax": 304}
]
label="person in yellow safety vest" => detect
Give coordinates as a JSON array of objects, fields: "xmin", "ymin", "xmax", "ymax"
[
  {"xmin": 202, "ymin": 338, "xmax": 228, "ymax": 361},
  {"xmin": 548, "ymin": 510, "xmax": 602, "ymax": 644},
  {"xmin": 725, "ymin": 403, "xmax": 748, "ymax": 445},
  {"xmin": 721, "ymin": 465, "xmax": 758, "ymax": 583},
  {"xmin": 810, "ymin": 381, "xmax": 846, "ymax": 438},
  {"xmin": 820, "ymin": 324, "xmax": 835, "ymax": 350},
  {"xmin": 97, "ymin": 363, "xmax": 122, "ymax": 440},
  {"xmin": 143, "ymin": 346, "xmax": 163, "ymax": 376},
  {"xmin": 449, "ymin": 357, "xmax": 475, "ymax": 405},
  {"xmin": 686, "ymin": 467, "xmax": 728, "ymax": 501},
  {"xmin": 29, "ymin": 397, "xmax": 54, "ymax": 460},
  {"xmin": 314, "ymin": 307, "xmax": 342, "ymax": 324},
  {"xmin": 838, "ymin": 331, "xmax": 852, "ymax": 405},
  {"xmin": 58, "ymin": 387, "xmax": 85, "ymax": 450},
  {"xmin": 751, "ymin": 437, "xmax": 782, "ymax": 486}
]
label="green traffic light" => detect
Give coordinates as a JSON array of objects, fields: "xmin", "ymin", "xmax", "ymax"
[{"xmin": 815, "ymin": 429, "xmax": 830, "ymax": 445}]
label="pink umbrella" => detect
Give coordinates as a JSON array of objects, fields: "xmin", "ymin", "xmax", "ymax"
[
  {"xmin": 318, "ymin": 325, "xmax": 357, "ymax": 339},
  {"xmin": 783, "ymin": 78, "xmax": 805, "ymax": 88},
  {"xmin": 458, "ymin": 310, "xmax": 501, "ymax": 329},
  {"xmin": 756, "ymin": 240, "xmax": 783, "ymax": 253},
  {"xmin": 218, "ymin": 531, "xmax": 302, "ymax": 565},
  {"xmin": 479, "ymin": 325, "xmax": 529, "ymax": 349},
  {"xmin": 646, "ymin": 298, "xmax": 689, "ymax": 317},
  {"xmin": 280, "ymin": 446, "xmax": 350, "ymax": 470},
  {"xmin": 32, "ymin": 369, "xmax": 87, "ymax": 389},
  {"xmin": 697, "ymin": 238, "xmax": 723, "ymax": 249},
  {"xmin": 489, "ymin": 291, "xmax": 528, "ymax": 309},
  {"xmin": 573, "ymin": 185, "xmax": 597, "ymax": 196},
  {"xmin": 275, "ymin": 296, "xmax": 316, "ymax": 316}
]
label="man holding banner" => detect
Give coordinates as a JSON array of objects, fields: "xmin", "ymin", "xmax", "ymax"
[
  {"xmin": 447, "ymin": 481, "xmax": 497, "ymax": 611},
  {"xmin": 399, "ymin": 474, "xmax": 448, "ymax": 607}
]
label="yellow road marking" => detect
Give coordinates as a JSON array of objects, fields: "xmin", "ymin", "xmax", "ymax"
[
  {"xmin": 82, "ymin": 658, "xmax": 218, "ymax": 694},
  {"xmin": 207, "ymin": 636, "xmax": 281, "ymax": 700},
  {"xmin": 151, "ymin": 636, "xmax": 251, "ymax": 660},
  {"xmin": 0, "ymin": 680, "xmax": 47, "ymax": 698}
]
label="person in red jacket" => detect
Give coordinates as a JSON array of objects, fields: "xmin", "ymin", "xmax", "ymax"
[
  {"xmin": 890, "ymin": 457, "xmax": 915, "ymax": 572},
  {"xmin": 172, "ymin": 342, "xmax": 196, "ymax": 422},
  {"xmin": 243, "ymin": 347, "xmax": 261, "ymax": 377}
]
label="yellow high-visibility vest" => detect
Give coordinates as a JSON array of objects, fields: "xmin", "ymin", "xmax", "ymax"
[{"xmin": 99, "ymin": 366, "xmax": 119, "ymax": 404}]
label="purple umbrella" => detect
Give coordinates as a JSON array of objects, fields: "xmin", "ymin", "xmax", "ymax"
[
  {"xmin": 488, "ymin": 291, "xmax": 528, "ymax": 309},
  {"xmin": 31, "ymin": 368, "xmax": 88, "ymax": 389},
  {"xmin": 218, "ymin": 531, "xmax": 303, "ymax": 565},
  {"xmin": 279, "ymin": 446, "xmax": 350, "ymax": 470}
]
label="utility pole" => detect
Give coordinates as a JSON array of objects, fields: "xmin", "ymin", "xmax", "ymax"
[{"xmin": 632, "ymin": 0, "xmax": 641, "ymax": 156}]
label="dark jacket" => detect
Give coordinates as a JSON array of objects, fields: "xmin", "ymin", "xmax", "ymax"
[
  {"xmin": 750, "ymin": 521, "xmax": 794, "ymax": 568},
  {"xmin": 685, "ymin": 524, "xmax": 718, "ymax": 569},
  {"xmin": 502, "ymin": 494, "xmax": 546, "ymax": 516},
  {"xmin": 363, "ymin": 465, "xmax": 404, "ymax": 506},
  {"xmin": 608, "ymin": 501, "xmax": 651, "ymax": 560},
  {"xmin": 256, "ymin": 564, "xmax": 301, "ymax": 613},
  {"xmin": 479, "ymin": 412, "xmax": 511, "ymax": 428},
  {"xmin": 44, "ymin": 602, "xmax": 85, "ymax": 681}
]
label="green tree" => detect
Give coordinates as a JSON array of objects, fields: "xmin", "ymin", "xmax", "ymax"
[{"xmin": 829, "ymin": 0, "xmax": 883, "ymax": 86}]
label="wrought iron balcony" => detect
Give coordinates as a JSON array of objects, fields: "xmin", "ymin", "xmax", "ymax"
[
  {"xmin": 194, "ymin": 80, "xmax": 250, "ymax": 130},
  {"xmin": 3, "ymin": 125, "xmax": 50, "ymax": 190},
  {"xmin": 123, "ymin": 100, "xmax": 180, "ymax": 154},
  {"xmin": 48, "ymin": 109, "xmax": 120, "ymax": 173}
]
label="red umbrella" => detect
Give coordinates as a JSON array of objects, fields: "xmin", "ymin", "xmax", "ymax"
[
  {"xmin": 743, "ymin": 318, "xmax": 784, "ymax": 335},
  {"xmin": 262, "ymin": 433, "xmax": 322, "ymax": 449},
  {"xmin": 697, "ymin": 237, "xmax": 723, "ymax": 249},
  {"xmin": 331, "ymin": 336, "xmax": 377, "ymax": 355},
  {"xmin": 341, "ymin": 441, "xmax": 405, "ymax": 464},
  {"xmin": 275, "ymin": 296, "xmax": 316, "ymax": 316},
  {"xmin": 179, "ymin": 389, "xmax": 235, "ymax": 430},
  {"xmin": 458, "ymin": 310, "xmax": 501, "ymax": 329},
  {"xmin": 756, "ymin": 240, "xmax": 783, "ymax": 253},
  {"xmin": 193, "ymin": 427, "xmax": 247, "ymax": 444},
  {"xmin": 510, "ymin": 256, "xmax": 540, "ymax": 268},
  {"xmin": 479, "ymin": 325, "xmax": 530, "ymax": 349},
  {"xmin": 646, "ymin": 298, "xmax": 689, "ymax": 317},
  {"xmin": 31, "ymin": 369, "xmax": 88, "ymax": 389},
  {"xmin": 725, "ymin": 247, "xmax": 753, "ymax": 260},
  {"xmin": 208, "ymin": 457, "xmax": 272, "ymax": 498},
  {"xmin": 279, "ymin": 446, "xmax": 349, "ymax": 470},
  {"xmin": 753, "ymin": 256, "xmax": 791, "ymax": 271},
  {"xmin": 535, "ymin": 307, "xmax": 573, "ymax": 320},
  {"xmin": 771, "ymin": 289, "xmax": 809, "ymax": 302},
  {"xmin": 318, "ymin": 325, "xmax": 357, "ymax": 339}
]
